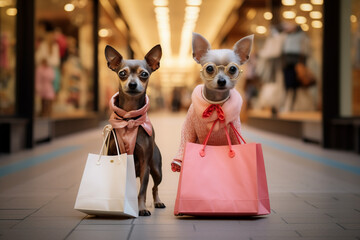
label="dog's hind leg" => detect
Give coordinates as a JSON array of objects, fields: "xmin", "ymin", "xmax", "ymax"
[{"xmin": 151, "ymin": 144, "xmax": 166, "ymax": 208}]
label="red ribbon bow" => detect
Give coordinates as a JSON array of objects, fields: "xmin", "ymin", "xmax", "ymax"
[{"xmin": 202, "ymin": 104, "xmax": 225, "ymax": 122}]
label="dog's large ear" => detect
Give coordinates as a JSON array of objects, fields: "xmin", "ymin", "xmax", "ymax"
[
  {"xmin": 233, "ymin": 34, "xmax": 254, "ymax": 64},
  {"xmin": 145, "ymin": 44, "xmax": 162, "ymax": 71},
  {"xmin": 105, "ymin": 45, "xmax": 123, "ymax": 71},
  {"xmin": 192, "ymin": 32, "xmax": 211, "ymax": 64}
]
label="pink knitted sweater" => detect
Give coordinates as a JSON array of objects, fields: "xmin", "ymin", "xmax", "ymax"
[{"xmin": 174, "ymin": 84, "xmax": 243, "ymax": 162}]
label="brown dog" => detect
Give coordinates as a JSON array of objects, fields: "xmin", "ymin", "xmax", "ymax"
[{"xmin": 105, "ymin": 44, "xmax": 165, "ymax": 216}]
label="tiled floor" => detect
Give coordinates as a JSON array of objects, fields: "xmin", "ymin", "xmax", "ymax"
[{"xmin": 0, "ymin": 112, "xmax": 360, "ymax": 240}]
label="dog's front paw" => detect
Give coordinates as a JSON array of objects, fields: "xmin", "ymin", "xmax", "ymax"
[
  {"xmin": 171, "ymin": 160, "xmax": 182, "ymax": 172},
  {"xmin": 154, "ymin": 202, "xmax": 166, "ymax": 208},
  {"xmin": 139, "ymin": 209, "xmax": 151, "ymax": 216}
]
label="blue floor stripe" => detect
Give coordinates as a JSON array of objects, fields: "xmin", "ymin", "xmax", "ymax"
[
  {"xmin": 0, "ymin": 145, "xmax": 81, "ymax": 178},
  {"xmin": 244, "ymin": 131, "xmax": 360, "ymax": 176}
]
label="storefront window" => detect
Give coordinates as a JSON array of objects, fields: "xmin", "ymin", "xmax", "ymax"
[
  {"xmin": 0, "ymin": 0, "xmax": 17, "ymax": 115},
  {"xmin": 351, "ymin": 0, "xmax": 360, "ymax": 116},
  {"xmin": 239, "ymin": 0, "xmax": 323, "ymax": 114},
  {"xmin": 98, "ymin": 1, "xmax": 129, "ymax": 115},
  {"xmin": 34, "ymin": 0, "xmax": 94, "ymax": 117}
]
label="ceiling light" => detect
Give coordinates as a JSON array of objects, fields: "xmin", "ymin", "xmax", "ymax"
[
  {"xmin": 250, "ymin": 24, "xmax": 257, "ymax": 33},
  {"xmin": 154, "ymin": 6, "xmax": 172, "ymax": 58},
  {"xmin": 178, "ymin": 2, "xmax": 201, "ymax": 62},
  {"xmin": 153, "ymin": 0, "xmax": 168, "ymax": 7},
  {"xmin": 155, "ymin": 6, "xmax": 169, "ymax": 14},
  {"xmin": 247, "ymin": 9, "xmax": 256, "ymax": 20},
  {"xmin": 300, "ymin": 3, "xmax": 313, "ymax": 11},
  {"xmin": 301, "ymin": 23, "xmax": 309, "ymax": 31},
  {"xmin": 185, "ymin": 6, "xmax": 200, "ymax": 14},
  {"xmin": 264, "ymin": 12, "xmax": 273, "ymax": 20},
  {"xmin": 6, "ymin": 7, "xmax": 17, "ymax": 16},
  {"xmin": 0, "ymin": 0, "xmax": 11, "ymax": 7},
  {"xmin": 186, "ymin": 0, "xmax": 202, "ymax": 6},
  {"xmin": 309, "ymin": 11, "xmax": 322, "ymax": 19},
  {"xmin": 64, "ymin": 3, "xmax": 75, "ymax": 12},
  {"xmin": 283, "ymin": 11, "xmax": 296, "ymax": 19},
  {"xmin": 311, "ymin": 20, "xmax": 322, "ymax": 28},
  {"xmin": 256, "ymin": 26, "xmax": 267, "ymax": 34},
  {"xmin": 311, "ymin": 0, "xmax": 323, "ymax": 5},
  {"xmin": 98, "ymin": 28, "xmax": 110, "ymax": 37},
  {"xmin": 350, "ymin": 15, "xmax": 357, "ymax": 23},
  {"xmin": 282, "ymin": 0, "xmax": 296, "ymax": 6},
  {"xmin": 295, "ymin": 16, "xmax": 307, "ymax": 24},
  {"xmin": 74, "ymin": 0, "xmax": 87, "ymax": 8}
]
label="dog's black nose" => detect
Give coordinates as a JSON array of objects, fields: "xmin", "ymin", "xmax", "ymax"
[
  {"xmin": 217, "ymin": 78, "xmax": 226, "ymax": 87},
  {"xmin": 128, "ymin": 82, "xmax": 137, "ymax": 90}
]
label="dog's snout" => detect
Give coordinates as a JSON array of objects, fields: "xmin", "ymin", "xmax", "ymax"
[
  {"xmin": 217, "ymin": 77, "xmax": 226, "ymax": 87},
  {"xmin": 128, "ymin": 82, "xmax": 137, "ymax": 90}
]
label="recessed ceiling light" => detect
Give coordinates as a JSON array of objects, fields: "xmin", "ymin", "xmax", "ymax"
[
  {"xmin": 295, "ymin": 16, "xmax": 307, "ymax": 24},
  {"xmin": 64, "ymin": 3, "xmax": 75, "ymax": 12},
  {"xmin": 282, "ymin": 0, "xmax": 296, "ymax": 6},
  {"xmin": 0, "ymin": 0, "xmax": 11, "ymax": 7},
  {"xmin": 264, "ymin": 12, "xmax": 273, "ymax": 20},
  {"xmin": 247, "ymin": 9, "xmax": 256, "ymax": 20},
  {"xmin": 283, "ymin": 11, "xmax": 296, "ymax": 19},
  {"xmin": 6, "ymin": 8, "xmax": 17, "ymax": 16},
  {"xmin": 154, "ymin": 6, "xmax": 172, "ymax": 58},
  {"xmin": 98, "ymin": 28, "xmax": 110, "ymax": 37},
  {"xmin": 153, "ymin": 0, "xmax": 168, "ymax": 7},
  {"xmin": 300, "ymin": 3, "xmax": 313, "ymax": 11},
  {"xmin": 186, "ymin": 0, "xmax": 202, "ymax": 6},
  {"xmin": 256, "ymin": 26, "xmax": 267, "ymax": 34},
  {"xmin": 301, "ymin": 24, "xmax": 309, "ymax": 31},
  {"xmin": 311, "ymin": 0, "xmax": 323, "ymax": 5},
  {"xmin": 350, "ymin": 15, "xmax": 357, "ymax": 23},
  {"xmin": 312, "ymin": 20, "xmax": 323, "ymax": 28},
  {"xmin": 310, "ymin": 11, "xmax": 322, "ymax": 19}
]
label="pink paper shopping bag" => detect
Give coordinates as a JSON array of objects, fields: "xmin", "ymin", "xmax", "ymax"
[{"xmin": 174, "ymin": 122, "xmax": 270, "ymax": 216}]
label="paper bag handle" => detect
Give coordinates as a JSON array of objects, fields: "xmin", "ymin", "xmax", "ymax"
[
  {"xmin": 229, "ymin": 122, "xmax": 246, "ymax": 144},
  {"xmin": 97, "ymin": 125, "xmax": 123, "ymax": 165},
  {"xmin": 200, "ymin": 120, "xmax": 246, "ymax": 158},
  {"xmin": 103, "ymin": 124, "xmax": 126, "ymax": 154}
]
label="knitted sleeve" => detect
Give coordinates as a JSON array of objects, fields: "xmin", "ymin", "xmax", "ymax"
[
  {"xmin": 229, "ymin": 117, "xmax": 243, "ymax": 144},
  {"xmin": 173, "ymin": 104, "xmax": 197, "ymax": 161}
]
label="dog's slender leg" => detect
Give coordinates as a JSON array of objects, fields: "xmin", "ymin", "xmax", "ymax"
[
  {"xmin": 151, "ymin": 144, "xmax": 166, "ymax": 208},
  {"xmin": 138, "ymin": 164, "xmax": 151, "ymax": 216}
]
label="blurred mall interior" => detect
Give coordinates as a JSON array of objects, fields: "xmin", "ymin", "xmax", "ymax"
[
  {"xmin": 0, "ymin": 1, "xmax": 360, "ymax": 239},
  {"xmin": 0, "ymin": 0, "xmax": 359, "ymax": 152}
]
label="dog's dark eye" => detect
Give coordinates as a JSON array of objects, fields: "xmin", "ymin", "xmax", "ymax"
[
  {"xmin": 206, "ymin": 65, "xmax": 214, "ymax": 74},
  {"xmin": 228, "ymin": 66, "xmax": 237, "ymax": 75},
  {"xmin": 140, "ymin": 71, "xmax": 149, "ymax": 79},
  {"xmin": 118, "ymin": 70, "xmax": 127, "ymax": 79}
]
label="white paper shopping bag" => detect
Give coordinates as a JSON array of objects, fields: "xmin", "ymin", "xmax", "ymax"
[{"xmin": 74, "ymin": 125, "xmax": 138, "ymax": 217}]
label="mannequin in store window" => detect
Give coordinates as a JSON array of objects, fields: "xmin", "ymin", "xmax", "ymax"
[
  {"xmin": 35, "ymin": 21, "xmax": 61, "ymax": 117},
  {"xmin": 35, "ymin": 58, "xmax": 55, "ymax": 117},
  {"xmin": 282, "ymin": 22, "xmax": 310, "ymax": 112}
]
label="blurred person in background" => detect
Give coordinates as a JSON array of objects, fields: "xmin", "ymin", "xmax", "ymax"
[
  {"xmin": 55, "ymin": 27, "xmax": 68, "ymax": 64},
  {"xmin": 35, "ymin": 58, "xmax": 55, "ymax": 117},
  {"xmin": 35, "ymin": 21, "xmax": 60, "ymax": 117},
  {"xmin": 255, "ymin": 22, "xmax": 316, "ymax": 113},
  {"xmin": 282, "ymin": 22, "xmax": 315, "ymax": 112},
  {"xmin": 255, "ymin": 26, "xmax": 286, "ymax": 114}
]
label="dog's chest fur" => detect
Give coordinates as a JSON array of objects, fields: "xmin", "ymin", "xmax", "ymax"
[{"xmin": 133, "ymin": 127, "xmax": 154, "ymax": 177}]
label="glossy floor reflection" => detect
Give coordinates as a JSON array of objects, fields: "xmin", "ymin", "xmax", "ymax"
[{"xmin": 0, "ymin": 112, "xmax": 360, "ymax": 240}]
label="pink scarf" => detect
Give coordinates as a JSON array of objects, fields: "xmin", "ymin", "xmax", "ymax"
[
  {"xmin": 192, "ymin": 84, "xmax": 242, "ymax": 131},
  {"xmin": 109, "ymin": 93, "xmax": 153, "ymax": 154}
]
